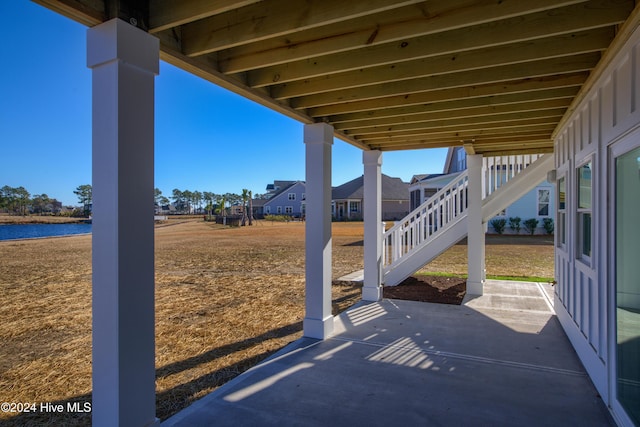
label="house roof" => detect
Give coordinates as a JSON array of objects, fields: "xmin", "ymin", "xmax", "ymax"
[
  {"xmin": 333, "ymin": 174, "xmax": 409, "ymax": 201},
  {"xmin": 37, "ymin": 1, "xmax": 639, "ymax": 156},
  {"xmin": 412, "ymin": 173, "xmax": 446, "ymax": 184},
  {"xmin": 263, "ymin": 181, "xmax": 306, "ymax": 205}
]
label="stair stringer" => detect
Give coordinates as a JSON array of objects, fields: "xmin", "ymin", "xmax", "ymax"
[
  {"xmin": 482, "ymin": 153, "xmax": 554, "ymax": 221},
  {"xmin": 383, "ymin": 214, "xmax": 468, "ymax": 287}
]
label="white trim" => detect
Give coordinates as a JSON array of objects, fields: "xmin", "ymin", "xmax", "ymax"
[{"xmin": 608, "ymin": 125, "xmax": 640, "ymax": 427}]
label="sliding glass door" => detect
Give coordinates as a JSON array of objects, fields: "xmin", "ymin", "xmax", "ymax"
[{"xmin": 616, "ymin": 145, "xmax": 640, "ymax": 426}]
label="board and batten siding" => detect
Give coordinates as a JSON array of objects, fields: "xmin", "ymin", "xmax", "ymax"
[{"xmin": 554, "ymin": 23, "xmax": 640, "ymax": 417}]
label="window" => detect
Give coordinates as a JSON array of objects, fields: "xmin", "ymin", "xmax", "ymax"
[
  {"xmin": 265, "ymin": 206, "xmax": 271, "ymax": 214},
  {"xmin": 537, "ymin": 189, "xmax": 550, "ymax": 216},
  {"xmin": 349, "ymin": 201, "xmax": 360, "ymax": 212},
  {"xmin": 277, "ymin": 206, "xmax": 282, "ymax": 214},
  {"xmin": 285, "ymin": 206, "xmax": 293, "ymax": 214},
  {"xmin": 288, "ymin": 193, "xmax": 296, "ymax": 200},
  {"xmin": 557, "ymin": 177, "xmax": 566, "ymax": 247},
  {"xmin": 577, "ymin": 161, "xmax": 592, "ymax": 260}
]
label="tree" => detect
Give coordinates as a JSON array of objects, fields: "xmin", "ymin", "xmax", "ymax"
[
  {"xmin": 74, "ymin": 184, "xmax": 92, "ymax": 217},
  {"xmin": 172, "ymin": 189, "xmax": 185, "ymax": 213},
  {"xmin": 192, "ymin": 191, "xmax": 203, "ymax": 214},
  {"xmin": 248, "ymin": 190, "xmax": 254, "ymax": 226},
  {"xmin": 31, "ymin": 193, "xmax": 51, "ymax": 215},
  {"xmin": 203, "ymin": 191, "xmax": 217, "ymax": 219},
  {"xmin": 241, "ymin": 189, "xmax": 249, "ymax": 226},
  {"xmin": 218, "ymin": 194, "xmax": 227, "ymax": 225},
  {"xmin": 0, "ymin": 186, "xmax": 14, "ymax": 213},
  {"xmin": 15, "ymin": 186, "xmax": 30, "ymax": 216},
  {"xmin": 182, "ymin": 190, "xmax": 193, "ymax": 214}
]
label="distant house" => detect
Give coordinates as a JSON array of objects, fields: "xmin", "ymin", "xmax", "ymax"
[
  {"xmin": 409, "ymin": 147, "xmax": 555, "ymax": 233},
  {"xmin": 262, "ymin": 181, "xmax": 306, "ymax": 217},
  {"xmin": 408, "ymin": 173, "xmax": 458, "ymax": 210},
  {"xmin": 332, "ymin": 174, "xmax": 410, "ymax": 221},
  {"xmin": 249, "ymin": 198, "xmax": 267, "ymax": 218},
  {"xmin": 264, "ymin": 180, "xmax": 297, "ymax": 199}
]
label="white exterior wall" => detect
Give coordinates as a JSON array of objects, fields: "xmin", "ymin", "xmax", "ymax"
[{"xmin": 554, "ymin": 22, "xmax": 640, "ymax": 427}]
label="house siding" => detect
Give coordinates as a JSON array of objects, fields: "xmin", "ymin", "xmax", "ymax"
[
  {"xmin": 488, "ymin": 182, "xmax": 555, "ymax": 234},
  {"xmin": 554, "ymin": 24, "xmax": 640, "ymax": 427},
  {"xmin": 263, "ymin": 182, "xmax": 306, "ymax": 217}
]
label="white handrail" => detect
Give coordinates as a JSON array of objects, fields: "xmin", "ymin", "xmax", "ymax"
[
  {"xmin": 382, "ymin": 153, "xmax": 545, "ymax": 276},
  {"xmin": 482, "ymin": 154, "xmax": 541, "ymax": 199},
  {"xmin": 383, "ymin": 171, "xmax": 468, "ymax": 270}
]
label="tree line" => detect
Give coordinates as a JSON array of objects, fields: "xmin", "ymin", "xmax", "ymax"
[
  {"xmin": 161, "ymin": 188, "xmax": 260, "ymax": 226},
  {"xmin": 0, "ymin": 184, "xmax": 92, "ymax": 217}
]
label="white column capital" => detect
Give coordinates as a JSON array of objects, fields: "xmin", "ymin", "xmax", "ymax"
[
  {"xmin": 87, "ymin": 18, "xmax": 159, "ymax": 74},
  {"xmin": 304, "ymin": 122, "xmax": 334, "ymax": 145},
  {"xmin": 363, "ymin": 149, "xmax": 382, "ymax": 166}
]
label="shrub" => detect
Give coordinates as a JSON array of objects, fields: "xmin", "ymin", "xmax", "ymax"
[
  {"xmin": 489, "ymin": 218, "xmax": 507, "ymax": 234},
  {"xmin": 264, "ymin": 214, "xmax": 292, "ymax": 222},
  {"xmin": 542, "ymin": 217, "xmax": 554, "ymax": 235},
  {"xmin": 523, "ymin": 218, "xmax": 539, "ymax": 235},
  {"xmin": 508, "ymin": 216, "xmax": 521, "ymax": 234}
]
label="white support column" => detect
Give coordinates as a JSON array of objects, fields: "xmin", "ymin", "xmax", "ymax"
[
  {"xmin": 304, "ymin": 123, "xmax": 334, "ymax": 339},
  {"xmin": 87, "ymin": 19, "xmax": 159, "ymax": 427},
  {"xmin": 363, "ymin": 150, "xmax": 383, "ymax": 301},
  {"xmin": 467, "ymin": 154, "xmax": 486, "ymax": 295}
]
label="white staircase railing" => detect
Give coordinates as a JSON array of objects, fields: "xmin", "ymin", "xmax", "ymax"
[
  {"xmin": 382, "ymin": 153, "xmax": 548, "ymax": 283},
  {"xmin": 382, "ymin": 170, "xmax": 468, "ymax": 272},
  {"xmin": 483, "ymin": 154, "xmax": 542, "ymax": 199}
]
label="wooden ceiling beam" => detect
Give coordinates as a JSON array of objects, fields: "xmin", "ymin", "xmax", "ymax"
[
  {"xmin": 349, "ymin": 110, "xmax": 566, "ymax": 139},
  {"xmin": 244, "ymin": 0, "xmax": 630, "ymax": 85},
  {"xmin": 329, "ymin": 87, "xmax": 579, "ymax": 124},
  {"xmin": 149, "ymin": 0, "xmax": 261, "ymax": 33},
  {"xmin": 270, "ymin": 29, "xmax": 611, "ymax": 99},
  {"xmin": 223, "ymin": 0, "xmax": 593, "ymax": 75},
  {"xmin": 310, "ymin": 74, "xmax": 587, "ymax": 117},
  {"xmin": 292, "ymin": 53, "xmax": 599, "ymax": 110},
  {"xmin": 32, "ymin": 0, "xmax": 105, "ymax": 26},
  {"xmin": 335, "ymin": 98, "xmax": 572, "ymax": 131},
  {"xmin": 366, "ymin": 130, "xmax": 554, "ymax": 146},
  {"xmin": 181, "ymin": 0, "xmax": 425, "ymax": 56},
  {"xmin": 356, "ymin": 117, "xmax": 561, "ymax": 141}
]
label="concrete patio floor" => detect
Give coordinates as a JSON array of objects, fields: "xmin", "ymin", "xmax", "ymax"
[{"xmin": 163, "ymin": 280, "xmax": 614, "ymax": 427}]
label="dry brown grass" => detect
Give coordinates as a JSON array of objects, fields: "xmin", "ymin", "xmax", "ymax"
[{"xmin": 0, "ymin": 220, "xmax": 552, "ymax": 425}]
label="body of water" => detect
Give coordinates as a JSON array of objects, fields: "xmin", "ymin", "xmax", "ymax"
[{"xmin": 0, "ymin": 223, "xmax": 92, "ymax": 241}]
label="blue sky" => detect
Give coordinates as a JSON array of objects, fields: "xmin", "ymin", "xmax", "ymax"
[{"xmin": 0, "ymin": 1, "xmax": 447, "ymax": 206}]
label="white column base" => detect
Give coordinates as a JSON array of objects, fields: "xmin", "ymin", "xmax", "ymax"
[
  {"xmin": 466, "ymin": 280, "xmax": 485, "ymax": 296},
  {"xmin": 362, "ymin": 286, "xmax": 383, "ymax": 302},
  {"xmin": 303, "ymin": 316, "xmax": 335, "ymax": 340}
]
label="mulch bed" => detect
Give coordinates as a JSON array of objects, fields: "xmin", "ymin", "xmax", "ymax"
[{"xmin": 383, "ymin": 275, "xmax": 466, "ymax": 305}]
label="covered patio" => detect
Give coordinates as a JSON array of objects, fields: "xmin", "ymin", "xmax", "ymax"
[
  {"xmin": 163, "ymin": 280, "xmax": 613, "ymax": 426},
  {"xmin": 30, "ymin": 1, "xmax": 640, "ymax": 425}
]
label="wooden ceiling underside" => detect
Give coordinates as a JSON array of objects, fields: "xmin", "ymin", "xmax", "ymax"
[{"xmin": 35, "ymin": 0, "xmax": 638, "ymax": 155}]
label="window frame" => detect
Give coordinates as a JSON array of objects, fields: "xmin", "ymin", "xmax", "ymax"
[
  {"xmin": 557, "ymin": 176, "xmax": 566, "ymax": 249},
  {"xmin": 537, "ymin": 188, "xmax": 551, "ymax": 217},
  {"xmin": 576, "ymin": 158, "xmax": 593, "ymax": 264}
]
